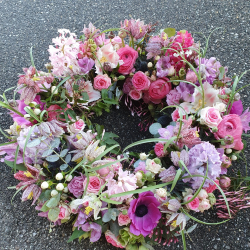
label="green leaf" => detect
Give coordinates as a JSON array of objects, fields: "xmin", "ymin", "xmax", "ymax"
[
  {"xmin": 109, "ymin": 220, "xmax": 121, "ymax": 237},
  {"xmin": 40, "ymin": 200, "xmax": 50, "ymax": 212},
  {"xmin": 4, "ymin": 160, "xmax": 27, "ymax": 171},
  {"xmin": 42, "ymin": 148, "xmax": 54, "ymax": 157},
  {"xmin": 170, "ymin": 169, "xmax": 182, "ymax": 192},
  {"xmin": 67, "ymin": 228, "xmax": 86, "ymax": 243},
  {"xmin": 73, "ymin": 84, "xmax": 79, "ymax": 91},
  {"xmin": 181, "ymin": 230, "xmax": 187, "ymax": 250},
  {"xmin": 13, "ymin": 145, "xmax": 20, "ymax": 173},
  {"xmin": 48, "ymin": 207, "xmax": 60, "ymax": 222},
  {"xmin": 103, "ymin": 99, "xmax": 118, "ymax": 105},
  {"xmin": 101, "ymin": 197, "xmax": 122, "ymax": 205},
  {"xmin": 102, "ymin": 209, "xmax": 112, "ymax": 223},
  {"xmin": 163, "ymin": 27, "xmax": 176, "ymax": 37},
  {"xmin": 67, "ymin": 109, "xmax": 77, "ymax": 121},
  {"xmin": 219, "ymin": 67, "xmax": 225, "ymax": 80},
  {"xmin": 101, "ymin": 89, "xmax": 109, "ymax": 99},
  {"xmin": 11, "ymin": 185, "xmax": 27, "ymax": 204},
  {"xmin": 60, "ymin": 149, "xmax": 69, "ymax": 157},
  {"xmin": 50, "ymin": 137, "xmax": 60, "ymax": 148},
  {"xmin": 50, "ymin": 76, "xmax": 71, "ymax": 101},
  {"xmin": 60, "ymin": 164, "xmax": 68, "ymax": 171},
  {"xmin": 27, "ymin": 138, "xmax": 41, "ymax": 148},
  {"xmin": 46, "ymin": 155, "xmax": 59, "ymax": 162},
  {"xmin": 46, "ymin": 193, "xmax": 61, "ymax": 208},
  {"xmin": 149, "ymin": 123, "xmax": 162, "ymax": 135},
  {"xmin": 81, "ymin": 92, "xmax": 89, "ymax": 101}
]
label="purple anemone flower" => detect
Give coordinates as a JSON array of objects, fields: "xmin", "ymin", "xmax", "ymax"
[{"xmin": 128, "ymin": 191, "xmax": 161, "ymax": 237}]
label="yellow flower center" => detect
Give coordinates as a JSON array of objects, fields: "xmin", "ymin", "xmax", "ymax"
[
  {"xmin": 85, "ymin": 206, "xmax": 93, "ymax": 215},
  {"xmin": 195, "ymin": 131, "xmax": 200, "ymax": 137},
  {"xmin": 139, "ymin": 27, "xmax": 142, "ymax": 33},
  {"xmin": 69, "ymin": 65, "xmax": 73, "ymax": 70},
  {"xmin": 32, "ymin": 77, "xmax": 40, "ymax": 81},
  {"xmin": 27, "ymin": 191, "xmax": 33, "ymax": 200},
  {"xmin": 100, "ymin": 56, "xmax": 108, "ymax": 63},
  {"xmin": 171, "ymin": 220, "xmax": 177, "ymax": 228},
  {"xmin": 76, "ymin": 134, "xmax": 82, "ymax": 140},
  {"xmin": 24, "ymin": 171, "xmax": 32, "ymax": 178},
  {"xmin": 164, "ymin": 202, "xmax": 169, "ymax": 207},
  {"xmin": 75, "ymin": 157, "xmax": 83, "ymax": 164},
  {"xmin": 163, "ymin": 33, "xmax": 167, "ymax": 40},
  {"xmin": 177, "ymin": 152, "xmax": 181, "ymax": 158}
]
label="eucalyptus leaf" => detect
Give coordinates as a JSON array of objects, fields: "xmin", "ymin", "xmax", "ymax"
[
  {"xmin": 102, "ymin": 209, "xmax": 112, "ymax": 223},
  {"xmin": 46, "ymin": 154, "xmax": 59, "ymax": 162},
  {"xmin": 46, "ymin": 193, "xmax": 61, "ymax": 208},
  {"xmin": 149, "ymin": 123, "xmax": 162, "ymax": 135},
  {"xmin": 60, "ymin": 164, "xmax": 68, "ymax": 171},
  {"xmin": 65, "ymin": 154, "xmax": 71, "ymax": 163},
  {"xmin": 42, "ymin": 148, "xmax": 54, "ymax": 157},
  {"xmin": 48, "ymin": 207, "xmax": 60, "ymax": 222},
  {"xmin": 27, "ymin": 138, "xmax": 41, "ymax": 148},
  {"xmin": 109, "ymin": 220, "xmax": 121, "ymax": 237},
  {"xmin": 50, "ymin": 137, "xmax": 60, "ymax": 149},
  {"xmin": 60, "ymin": 149, "xmax": 69, "ymax": 157}
]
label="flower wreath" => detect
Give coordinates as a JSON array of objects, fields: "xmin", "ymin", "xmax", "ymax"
[{"xmin": 1, "ymin": 19, "xmax": 250, "ymax": 250}]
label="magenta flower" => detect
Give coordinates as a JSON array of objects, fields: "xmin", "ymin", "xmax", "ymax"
[{"xmin": 128, "ymin": 191, "xmax": 161, "ymax": 237}]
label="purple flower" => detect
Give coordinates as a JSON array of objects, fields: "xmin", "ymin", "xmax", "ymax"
[
  {"xmin": 21, "ymin": 184, "xmax": 42, "ymax": 205},
  {"xmin": 156, "ymin": 56, "xmax": 172, "ymax": 77},
  {"xmin": 176, "ymin": 82, "xmax": 194, "ymax": 102},
  {"xmin": 81, "ymin": 222, "xmax": 102, "ymax": 242},
  {"xmin": 158, "ymin": 125, "xmax": 174, "ymax": 139},
  {"xmin": 128, "ymin": 191, "xmax": 161, "ymax": 237},
  {"xmin": 78, "ymin": 57, "xmax": 95, "ymax": 74},
  {"xmin": 166, "ymin": 89, "xmax": 182, "ymax": 106},
  {"xmin": 230, "ymin": 100, "xmax": 243, "ymax": 116},
  {"xmin": 183, "ymin": 142, "xmax": 222, "ymax": 189},
  {"xmin": 240, "ymin": 108, "xmax": 250, "ymax": 133},
  {"xmin": 159, "ymin": 166, "xmax": 176, "ymax": 183},
  {"xmin": 145, "ymin": 36, "xmax": 162, "ymax": 59},
  {"xmin": 68, "ymin": 173, "xmax": 85, "ymax": 198},
  {"xmin": 171, "ymin": 150, "xmax": 189, "ymax": 167},
  {"xmin": 74, "ymin": 208, "xmax": 93, "ymax": 229},
  {"xmin": 134, "ymin": 161, "xmax": 149, "ymax": 173}
]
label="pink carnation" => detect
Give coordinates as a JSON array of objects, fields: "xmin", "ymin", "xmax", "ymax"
[
  {"xmin": 129, "ymin": 89, "xmax": 142, "ymax": 100},
  {"xmin": 94, "ymin": 74, "xmax": 112, "ymax": 91},
  {"xmin": 166, "ymin": 89, "xmax": 182, "ymax": 106},
  {"xmin": 132, "ymin": 71, "xmax": 150, "ymax": 91},
  {"xmin": 205, "ymin": 180, "xmax": 219, "ymax": 193},
  {"xmin": 118, "ymin": 213, "xmax": 131, "ymax": 226},
  {"xmin": 83, "ymin": 176, "xmax": 104, "ymax": 194},
  {"xmin": 117, "ymin": 45, "xmax": 138, "ymax": 75},
  {"xmin": 154, "ymin": 143, "xmax": 167, "ymax": 158}
]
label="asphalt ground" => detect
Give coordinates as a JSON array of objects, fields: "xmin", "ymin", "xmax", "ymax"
[{"xmin": 0, "ymin": 0, "xmax": 250, "ymax": 249}]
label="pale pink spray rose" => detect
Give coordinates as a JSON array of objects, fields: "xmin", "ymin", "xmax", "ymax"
[
  {"xmin": 105, "ymin": 230, "xmax": 125, "ymax": 248},
  {"xmin": 132, "ymin": 71, "xmax": 150, "ymax": 91},
  {"xmin": 184, "ymin": 195, "xmax": 200, "ymax": 211},
  {"xmin": 58, "ymin": 203, "xmax": 71, "ymax": 220},
  {"xmin": 83, "ymin": 176, "xmax": 104, "ymax": 194},
  {"xmin": 198, "ymin": 199, "xmax": 211, "ymax": 212},
  {"xmin": 68, "ymin": 119, "xmax": 85, "ymax": 134},
  {"xmin": 219, "ymin": 176, "xmax": 231, "ymax": 189},
  {"xmin": 94, "ymin": 74, "xmax": 112, "ymax": 91},
  {"xmin": 129, "ymin": 89, "xmax": 142, "ymax": 100},
  {"xmin": 197, "ymin": 189, "xmax": 208, "ymax": 200},
  {"xmin": 200, "ymin": 107, "xmax": 222, "ymax": 128},
  {"xmin": 118, "ymin": 213, "xmax": 131, "ymax": 226}
]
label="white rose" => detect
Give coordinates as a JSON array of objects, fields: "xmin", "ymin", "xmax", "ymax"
[
  {"xmin": 197, "ymin": 189, "xmax": 208, "ymax": 200},
  {"xmin": 198, "ymin": 199, "xmax": 211, "ymax": 212},
  {"xmin": 200, "ymin": 107, "xmax": 222, "ymax": 128},
  {"xmin": 135, "ymin": 172, "xmax": 143, "ymax": 181},
  {"xmin": 67, "ymin": 118, "xmax": 85, "ymax": 134},
  {"xmin": 146, "ymin": 159, "xmax": 161, "ymax": 174},
  {"xmin": 139, "ymin": 153, "xmax": 148, "ymax": 161},
  {"xmin": 214, "ymin": 102, "xmax": 226, "ymax": 112},
  {"xmin": 156, "ymin": 188, "xmax": 167, "ymax": 198}
]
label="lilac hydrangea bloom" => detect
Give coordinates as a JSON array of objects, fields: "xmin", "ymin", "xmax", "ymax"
[
  {"xmin": 156, "ymin": 56, "xmax": 172, "ymax": 77},
  {"xmin": 159, "ymin": 166, "xmax": 176, "ymax": 183},
  {"xmin": 183, "ymin": 142, "xmax": 222, "ymax": 189},
  {"xmin": 171, "ymin": 150, "xmax": 189, "ymax": 167},
  {"xmin": 78, "ymin": 57, "xmax": 95, "ymax": 74}
]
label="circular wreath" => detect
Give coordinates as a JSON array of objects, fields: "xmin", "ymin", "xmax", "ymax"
[{"xmin": 1, "ymin": 19, "xmax": 250, "ymax": 250}]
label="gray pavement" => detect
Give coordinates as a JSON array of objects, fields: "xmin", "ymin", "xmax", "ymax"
[{"xmin": 0, "ymin": 0, "xmax": 250, "ymax": 249}]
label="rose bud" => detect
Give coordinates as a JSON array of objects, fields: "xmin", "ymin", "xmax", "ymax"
[{"xmin": 219, "ymin": 176, "xmax": 231, "ymax": 189}]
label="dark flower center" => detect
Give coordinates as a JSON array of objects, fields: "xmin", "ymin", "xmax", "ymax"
[{"xmin": 135, "ymin": 204, "xmax": 148, "ymax": 217}]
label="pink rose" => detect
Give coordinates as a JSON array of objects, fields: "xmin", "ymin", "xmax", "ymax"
[
  {"xmin": 198, "ymin": 199, "xmax": 211, "ymax": 212},
  {"xmin": 117, "ymin": 45, "xmax": 138, "ymax": 75},
  {"xmin": 200, "ymin": 107, "xmax": 222, "ymax": 128},
  {"xmin": 166, "ymin": 89, "xmax": 182, "ymax": 106},
  {"xmin": 83, "ymin": 176, "xmax": 104, "ymax": 194},
  {"xmin": 148, "ymin": 77, "xmax": 172, "ymax": 101},
  {"xmin": 129, "ymin": 89, "xmax": 142, "ymax": 100},
  {"xmin": 132, "ymin": 71, "xmax": 150, "ymax": 91},
  {"xmin": 154, "ymin": 142, "xmax": 167, "ymax": 158},
  {"xmin": 221, "ymin": 155, "xmax": 232, "ymax": 168},
  {"xmin": 94, "ymin": 74, "xmax": 112, "ymax": 91},
  {"xmin": 97, "ymin": 166, "xmax": 111, "ymax": 177},
  {"xmin": 58, "ymin": 203, "xmax": 71, "ymax": 220},
  {"xmin": 68, "ymin": 119, "xmax": 85, "ymax": 134},
  {"xmin": 185, "ymin": 195, "xmax": 200, "ymax": 211},
  {"xmin": 214, "ymin": 114, "xmax": 243, "ymax": 150},
  {"xmin": 118, "ymin": 213, "xmax": 131, "ymax": 226},
  {"xmin": 105, "ymin": 230, "xmax": 125, "ymax": 248},
  {"xmin": 68, "ymin": 173, "xmax": 85, "ymax": 198}
]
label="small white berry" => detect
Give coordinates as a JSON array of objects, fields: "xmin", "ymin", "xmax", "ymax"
[
  {"xmin": 51, "ymin": 86, "xmax": 58, "ymax": 94},
  {"xmin": 147, "ymin": 62, "xmax": 153, "ymax": 68},
  {"xmin": 225, "ymin": 148, "xmax": 232, "ymax": 154},
  {"xmin": 155, "ymin": 55, "xmax": 160, "ymax": 61},
  {"xmin": 135, "ymin": 172, "xmax": 143, "ymax": 181},
  {"xmin": 51, "ymin": 190, "xmax": 58, "ymax": 196},
  {"xmin": 140, "ymin": 153, "xmax": 148, "ymax": 161},
  {"xmin": 65, "ymin": 174, "xmax": 73, "ymax": 182},
  {"xmin": 56, "ymin": 183, "xmax": 64, "ymax": 191},
  {"xmin": 55, "ymin": 173, "xmax": 64, "ymax": 181},
  {"xmin": 41, "ymin": 181, "xmax": 49, "ymax": 189},
  {"xmin": 231, "ymin": 155, "xmax": 237, "ymax": 161},
  {"xmin": 24, "ymin": 114, "xmax": 31, "ymax": 119},
  {"xmin": 63, "ymin": 187, "xmax": 68, "ymax": 193},
  {"xmin": 33, "ymin": 108, "xmax": 41, "ymax": 115}
]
